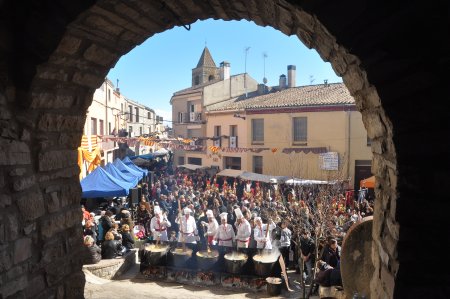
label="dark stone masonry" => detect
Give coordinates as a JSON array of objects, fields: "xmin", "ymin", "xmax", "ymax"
[{"xmin": 0, "ymin": 1, "xmax": 447, "ymax": 298}]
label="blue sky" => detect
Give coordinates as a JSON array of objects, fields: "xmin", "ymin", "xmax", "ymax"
[{"xmin": 107, "ymin": 19, "xmax": 342, "ymax": 126}]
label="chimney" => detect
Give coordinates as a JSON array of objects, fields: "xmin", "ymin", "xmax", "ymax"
[
  {"xmin": 257, "ymin": 83, "xmax": 266, "ymax": 95},
  {"xmin": 287, "ymin": 65, "xmax": 296, "ymax": 88},
  {"xmin": 220, "ymin": 61, "xmax": 230, "ymax": 80},
  {"xmin": 279, "ymin": 74, "xmax": 287, "ymax": 89}
]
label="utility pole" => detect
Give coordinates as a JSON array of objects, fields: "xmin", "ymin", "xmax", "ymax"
[
  {"xmin": 244, "ymin": 47, "xmax": 250, "ymax": 98},
  {"xmin": 263, "ymin": 52, "xmax": 268, "ymax": 86}
]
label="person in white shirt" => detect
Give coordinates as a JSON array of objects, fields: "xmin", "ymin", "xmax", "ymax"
[
  {"xmin": 150, "ymin": 206, "xmax": 171, "ymax": 242},
  {"xmin": 234, "ymin": 208, "xmax": 251, "ymax": 249},
  {"xmin": 201, "ymin": 209, "xmax": 218, "ymax": 246},
  {"xmin": 175, "ymin": 207, "xmax": 199, "ymax": 244},
  {"xmin": 253, "ymin": 217, "xmax": 277, "ymax": 250},
  {"xmin": 214, "ymin": 212, "xmax": 235, "ymax": 248}
]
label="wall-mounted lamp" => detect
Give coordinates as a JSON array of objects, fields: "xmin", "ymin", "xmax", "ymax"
[{"xmin": 233, "ymin": 113, "xmax": 246, "ymax": 120}]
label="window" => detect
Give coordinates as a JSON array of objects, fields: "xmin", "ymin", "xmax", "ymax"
[
  {"xmin": 135, "ymin": 107, "xmax": 139, "ymax": 123},
  {"xmin": 108, "ymin": 89, "xmax": 111, "ymax": 101},
  {"xmin": 194, "ymin": 76, "xmax": 199, "ymax": 85},
  {"xmin": 178, "ymin": 156, "xmax": 185, "ymax": 165},
  {"xmin": 293, "ymin": 117, "xmax": 307, "ymax": 143},
  {"xmin": 253, "ymin": 156, "xmax": 263, "ymax": 174},
  {"xmin": 90, "ymin": 118, "xmax": 97, "ymax": 135},
  {"xmin": 367, "ymin": 137, "xmax": 372, "ymax": 146},
  {"xmin": 99, "ymin": 119, "xmax": 104, "ymax": 135},
  {"xmin": 139, "ymin": 127, "xmax": 143, "ymax": 136},
  {"xmin": 129, "ymin": 105, "xmax": 133, "ymax": 122},
  {"xmin": 178, "ymin": 112, "xmax": 183, "ymax": 123},
  {"xmin": 188, "ymin": 157, "xmax": 202, "ymax": 166},
  {"xmin": 108, "ymin": 122, "xmax": 111, "ymax": 135},
  {"xmin": 189, "ymin": 103, "xmax": 195, "ymax": 113},
  {"xmin": 208, "ymin": 75, "xmax": 214, "ymax": 81},
  {"xmin": 251, "ymin": 119, "xmax": 264, "ymax": 143},
  {"xmin": 129, "ymin": 126, "xmax": 133, "ymax": 134},
  {"xmin": 224, "ymin": 157, "xmax": 241, "ymax": 170},
  {"xmin": 229, "ymin": 125, "xmax": 238, "ymax": 147},
  {"xmin": 214, "ymin": 126, "xmax": 221, "ymax": 147},
  {"xmin": 148, "ymin": 112, "xmax": 150, "ymax": 120}
]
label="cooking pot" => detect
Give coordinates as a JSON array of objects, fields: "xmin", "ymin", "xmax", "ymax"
[
  {"xmin": 170, "ymin": 247, "xmax": 192, "ymax": 268},
  {"xmin": 224, "ymin": 252, "xmax": 248, "ymax": 274},
  {"xmin": 253, "ymin": 253, "xmax": 279, "ymax": 276},
  {"xmin": 196, "ymin": 250, "xmax": 219, "ymax": 271},
  {"xmin": 266, "ymin": 277, "xmax": 282, "ymax": 296},
  {"xmin": 142, "ymin": 243, "xmax": 169, "ymax": 266}
]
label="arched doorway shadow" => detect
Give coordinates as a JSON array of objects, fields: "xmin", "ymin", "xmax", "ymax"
[{"xmin": 1, "ymin": 1, "xmax": 445, "ymax": 298}]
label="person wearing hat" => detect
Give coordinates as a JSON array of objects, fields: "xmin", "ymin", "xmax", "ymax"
[
  {"xmin": 253, "ymin": 217, "xmax": 277, "ymax": 250},
  {"xmin": 150, "ymin": 206, "xmax": 171, "ymax": 242},
  {"xmin": 234, "ymin": 208, "xmax": 251, "ymax": 249},
  {"xmin": 201, "ymin": 209, "xmax": 219, "ymax": 246},
  {"xmin": 175, "ymin": 207, "xmax": 199, "ymax": 244},
  {"xmin": 214, "ymin": 212, "xmax": 235, "ymax": 248}
]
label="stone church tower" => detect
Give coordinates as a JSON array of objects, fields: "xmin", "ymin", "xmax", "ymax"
[{"xmin": 192, "ymin": 46, "xmax": 220, "ymax": 86}]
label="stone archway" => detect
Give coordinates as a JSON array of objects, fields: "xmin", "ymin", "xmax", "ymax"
[{"xmin": 0, "ymin": 1, "xmax": 446, "ymax": 298}]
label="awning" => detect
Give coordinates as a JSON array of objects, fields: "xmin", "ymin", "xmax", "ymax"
[
  {"xmin": 113, "ymin": 158, "xmax": 144, "ymax": 180},
  {"xmin": 104, "ymin": 163, "xmax": 138, "ymax": 188},
  {"xmin": 81, "ymin": 166, "xmax": 130, "ymax": 198},
  {"xmin": 123, "ymin": 156, "xmax": 148, "ymax": 176},
  {"xmin": 360, "ymin": 175, "xmax": 375, "ymax": 188},
  {"xmin": 285, "ymin": 178, "xmax": 334, "ymax": 185},
  {"xmin": 216, "ymin": 169, "xmax": 244, "ymax": 178},
  {"xmin": 177, "ymin": 164, "xmax": 207, "ymax": 171}
]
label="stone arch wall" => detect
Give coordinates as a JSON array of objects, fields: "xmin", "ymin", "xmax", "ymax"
[{"xmin": 0, "ymin": 1, "xmax": 447, "ymax": 298}]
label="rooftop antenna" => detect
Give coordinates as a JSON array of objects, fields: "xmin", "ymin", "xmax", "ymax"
[
  {"xmin": 244, "ymin": 46, "xmax": 251, "ymax": 98},
  {"xmin": 116, "ymin": 79, "xmax": 120, "ymax": 92},
  {"xmin": 309, "ymin": 75, "xmax": 315, "ymax": 85},
  {"xmin": 262, "ymin": 52, "xmax": 268, "ymax": 85}
]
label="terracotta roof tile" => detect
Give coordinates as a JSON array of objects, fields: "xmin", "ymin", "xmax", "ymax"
[{"xmin": 206, "ymin": 83, "xmax": 354, "ymax": 111}]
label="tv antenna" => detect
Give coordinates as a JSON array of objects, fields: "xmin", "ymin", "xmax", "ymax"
[
  {"xmin": 244, "ymin": 47, "xmax": 250, "ymax": 97},
  {"xmin": 309, "ymin": 75, "xmax": 315, "ymax": 85},
  {"xmin": 262, "ymin": 52, "xmax": 268, "ymax": 85}
]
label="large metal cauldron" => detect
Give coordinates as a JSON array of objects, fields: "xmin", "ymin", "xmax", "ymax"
[
  {"xmin": 253, "ymin": 253, "xmax": 279, "ymax": 276},
  {"xmin": 266, "ymin": 277, "xmax": 282, "ymax": 296},
  {"xmin": 196, "ymin": 250, "xmax": 219, "ymax": 271},
  {"xmin": 143, "ymin": 244, "xmax": 169, "ymax": 266},
  {"xmin": 170, "ymin": 248, "xmax": 192, "ymax": 268},
  {"xmin": 224, "ymin": 252, "xmax": 248, "ymax": 274}
]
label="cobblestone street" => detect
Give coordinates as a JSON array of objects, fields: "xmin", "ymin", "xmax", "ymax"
[{"xmin": 84, "ymin": 262, "xmax": 319, "ymax": 299}]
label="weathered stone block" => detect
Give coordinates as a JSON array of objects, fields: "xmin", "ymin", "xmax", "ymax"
[
  {"xmin": 37, "ymin": 114, "xmax": 85, "ymax": 132},
  {"xmin": 0, "ymin": 275, "xmax": 27, "ymax": 298},
  {"xmin": 38, "ymin": 150, "xmax": 77, "ymax": 172},
  {"xmin": 56, "ymin": 35, "xmax": 82, "ymax": 55},
  {"xmin": 47, "ymin": 192, "xmax": 60, "ymax": 213},
  {"xmin": 9, "ymin": 168, "xmax": 27, "ymax": 177},
  {"xmin": 17, "ymin": 191, "xmax": 45, "ymax": 221},
  {"xmin": 25, "ymin": 275, "xmax": 46, "ymax": 298},
  {"xmin": 84, "ymin": 44, "xmax": 116, "ymax": 66},
  {"xmin": 0, "ymin": 140, "xmax": 31, "ymax": 166},
  {"xmin": 14, "ymin": 237, "xmax": 32, "ymax": 264},
  {"xmin": 16, "ymin": 191, "xmax": 45, "ymax": 221},
  {"xmin": 0, "ymin": 194, "xmax": 12, "ymax": 208},
  {"xmin": 12, "ymin": 175, "xmax": 36, "ymax": 191}
]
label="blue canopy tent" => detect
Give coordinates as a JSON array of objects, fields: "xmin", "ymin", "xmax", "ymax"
[
  {"xmin": 113, "ymin": 158, "xmax": 144, "ymax": 180},
  {"xmin": 81, "ymin": 166, "xmax": 130, "ymax": 198},
  {"xmin": 122, "ymin": 156, "xmax": 148, "ymax": 177},
  {"xmin": 128, "ymin": 152, "xmax": 166, "ymax": 160},
  {"xmin": 104, "ymin": 163, "xmax": 139, "ymax": 188}
]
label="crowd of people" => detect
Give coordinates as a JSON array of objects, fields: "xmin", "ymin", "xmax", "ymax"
[{"xmin": 81, "ymin": 165, "xmax": 375, "ymax": 291}]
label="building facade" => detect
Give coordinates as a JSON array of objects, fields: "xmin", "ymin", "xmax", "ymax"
[
  {"xmin": 171, "ymin": 47, "xmax": 259, "ymax": 165},
  {"xmin": 172, "ymin": 58, "xmax": 372, "ymax": 189},
  {"xmin": 204, "ymin": 82, "xmax": 372, "ymax": 189},
  {"xmin": 82, "ymin": 78, "xmax": 162, "ymax": 168}
]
